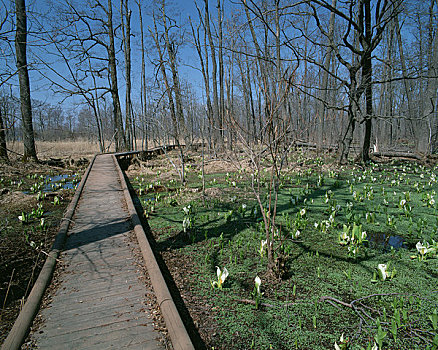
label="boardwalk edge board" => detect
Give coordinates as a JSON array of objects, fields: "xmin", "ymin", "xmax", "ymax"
[
  {"xmin": 113, "ymin": 154, "xmax": 196, "ymax": 350},
  {"xmin": 1, "ymin": 155, "xmax": 97, "ymax": 350}
]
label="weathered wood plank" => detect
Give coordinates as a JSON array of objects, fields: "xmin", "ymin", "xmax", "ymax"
[{"xmin": 30, "ymin": 154, "xmax": 164, "ymax": 349}]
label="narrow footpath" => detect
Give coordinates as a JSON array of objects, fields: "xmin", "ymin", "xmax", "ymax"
[{"xmin": 29, "ymin": 154, "xmax": 165, "ymax": 349}]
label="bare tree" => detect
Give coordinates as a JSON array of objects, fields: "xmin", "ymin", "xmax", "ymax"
[
  {"xmin": 15, "ymin": 0, "xmax": 37, "ymax": 161},
  {"xmin": 159, "ymin": 0, "xmax": 190, "ymax": 148},
  {"xmin": 309, "ymin": 0, "xmax": 397, "ymax": 163},
  {"xmin": 150, "ymin": 7, "xmax": 186, "ymax": 183},
  {"xmin": 106, "ymin": 0, "xmax": 126, "ymax": 151}
]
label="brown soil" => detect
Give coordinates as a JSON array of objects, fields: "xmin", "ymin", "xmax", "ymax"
[{"xmin": 156, "ymin": 237, "xmax": 219, "ymax": 349}]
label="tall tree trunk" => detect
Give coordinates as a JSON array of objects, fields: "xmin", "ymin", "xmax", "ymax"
[
  {"xmin": 161, "ymin": 0, "xmax": 189, "ymax": 148},
  {"xmin": 246, "ymin": 54, "xmax": 256, "ymax": 143},
  {"xmin": 191, "ymin": 16, "xmax": 213, "ymax": 149},
  {"xmin": 425, "ymin": 0, "xmax": 438, "ymax": 152},
  {"xmin": 237, "ymin": 56, "xmax": 251, "ymax": 143},
  {"xmin": 227, "ymin": 64, "xmax": 234, "ymax": 150},
  {"xmin": 339, "ymin": 68, "xmax": 360, "ymax": 164},
  {"xmin": 107, "ymin": 0, "xmax": 125, "ymax": 152},
  {"xmin": 87, "ymin": 56, "xmax": 105, "ymax": 152},
  {"xmin": 394, "ymin": 14, "xmax": 417, "ymax": 147},
  {"xmin": 217, "ymin": 0, "xmax": 225, "ymax": 143},
  {"xmin": 244, "ymin": 1, "xmax": 269, "ymax": 144},
  {"xmin": 204, "ymin": 0, "xmax": 221, "ymax": 150},
  {"xmin": 137, "ymin": 0, "xmax": 147, "ymax": 150},
  {"xmin": 151, "ymin": 16, "xmax": 179, "ymax": 148},
  {"xmin": 317, "ymin": 0, "xmax": 337, "ymax": 150},
  {"xmin": 361, "ymin": 0, "xmax": 373, "ymax": 163},
  {"xmin": 15, "ymin": 0, "xmax": 37, "ymax": 161},
  {"xmin": 121, "ymin": 0, "xmax": 133, "ymax": 150},
  {"xmin": 0, "ymin": 106, "xmax": 8, "ymax": 160}
]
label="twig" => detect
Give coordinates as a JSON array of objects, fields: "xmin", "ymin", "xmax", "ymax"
[
  {"xmin": 4, "ymin": 146, "xmax": 24, "ymax": 157},
  {"xmin": 319, "ymin": 295, "xmax": 352, "ymax": 308},
  {"xmin": 237, "ymin": 298, "xmax": 276, "ymax": 308},
  {"xmin": 24, "ymin": 250, "xmax": 43, "ymax": 305},
  {"xmin": 0, "ymin": 218, "xmax": 9, "ymax": 233},
  {"xmin": 0, "ymin": 268, "xmax": 15, "ymax": 321},
  {"xmin": 37, "ymin": 248, "xmax": 63, "ymax": 263},
  {"xmin": 236, "ymin": 298, "xmax": 296, "ymax": 309}
]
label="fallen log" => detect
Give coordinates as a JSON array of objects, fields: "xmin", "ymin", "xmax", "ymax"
[{"xmin": 373, "ymin": 151, "xmax": 423, "ymax": 160}]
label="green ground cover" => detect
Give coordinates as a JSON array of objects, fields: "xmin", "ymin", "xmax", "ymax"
[{"xmin": 130, "ymin": 155, "xmax": 438, "ymax": 350}]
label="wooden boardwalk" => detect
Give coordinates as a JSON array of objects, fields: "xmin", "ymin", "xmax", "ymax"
[{"xmin": 29, "ymin": 154, "xmax": 165, "ymax": 349}]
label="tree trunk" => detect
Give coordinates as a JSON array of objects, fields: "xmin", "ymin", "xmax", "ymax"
[
  {"xmin": 361, "ymin": 0, "xmax": 373, "ymax": 163},
  {"xmin": 425, "ymin": 0, "xmax": 438, "ymax": 153},
  {"xmin": 317, "ymin": 0, "xmax": 337, "ymax": 150},
  {"xmin": 161, "ymin": 0, "xmax": 189, "ymax": 148},
  {"xmin": 87, "ymin": 56, "xmax": 105, "ymax": 152},
  {"xmin": 107, "ymin": 0, "xmax": 125, "ymax": 152},
  {"xmin": 137, "ymin": 0, "xmax": 148, "ymax": 150},
  {"xmin": 246, "ymin": 55, "xmax": 256, "ymax": 143},
  {"xmin": 121, "ymin": 0, "xmax": 133, "ymax": 150},
  {"xmin": 15, "ymin": 0, "xmax": 37, "ymax": 161},
  {"xmin": 0, "ymin": 106, "xmax": 8, "ymax": 160},
  {"xmin": 217, "ymin": 0, "xmax": 225, "ymax": 143},
  {"xmin": 204, "ymin": 0, "xmax": 221, "ymax": 150},
  {"xmin": 339, "ymin": 70, "xmax": 359, "ymax": 164},
  {"xmin": 237, "ymin": 57, "xmax": 251, "ymax": 143},
  {"xmin": 190, "ymin": 16, "xmax": 213, "ymax": 149},
  {"xmin": 395, "ymin": 14, "xmax": 417, "ymax": 147},
  {"xmin": 151, "ymin": 16, "xmax": 179, "ymax": 149}
]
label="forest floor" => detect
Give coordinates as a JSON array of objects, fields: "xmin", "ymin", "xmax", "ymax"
[
  {"xmin": 0, "ymin": 144, "xmax": 92, "ymax": 345},
  {"xmin": 127, "ymin": 148, "xmax": 438, "ymax": 350}
]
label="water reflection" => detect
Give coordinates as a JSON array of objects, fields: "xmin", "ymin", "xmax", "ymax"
[{"xmin": 367, "ymin": 232, "xmax": 405, "ymax": 249}]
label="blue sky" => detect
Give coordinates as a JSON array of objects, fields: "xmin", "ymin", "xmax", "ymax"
[{"xmin": 1, "ymin": 0, "xmax": 217, "ymax": 112}]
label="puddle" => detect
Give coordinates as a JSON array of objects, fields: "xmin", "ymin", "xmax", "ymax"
[
  {"xmin": 141, "ymin": 196, "xmax": 156, "ymax": 202},
  {"xmin": 23, "ymin": 174, "xmax": 79, "ymax": 194},
  {"xmin": 44, "ymin": 174, "xmax": 78, "ymax": 191},
  {"xmin": 367, "ymin": 232, "xmax": 405, "ymax": 249}
]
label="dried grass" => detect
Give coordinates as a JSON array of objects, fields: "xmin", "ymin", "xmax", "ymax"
[{"xmin": 7, "ymin": 140, "xmax": 114, "ymax": 159}]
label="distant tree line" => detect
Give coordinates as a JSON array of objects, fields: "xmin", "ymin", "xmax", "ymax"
[{"xmin": 0, "ymin": 0, "xmax": 436, "ymax": 163}]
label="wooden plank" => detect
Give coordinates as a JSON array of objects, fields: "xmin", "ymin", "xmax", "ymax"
[{"xmin": 30, "ymin": 154, "xmax": 165, "ymax": 350}]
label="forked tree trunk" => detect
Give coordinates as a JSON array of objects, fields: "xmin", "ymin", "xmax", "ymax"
[{"xmin": 15, "ymin": 0, "xmax": 37, "ymax": 161}]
